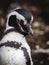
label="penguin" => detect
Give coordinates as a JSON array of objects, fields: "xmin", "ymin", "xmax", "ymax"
[{"xmin": 0, "ymin": 8, "xmax": 33, "ymax": 65}]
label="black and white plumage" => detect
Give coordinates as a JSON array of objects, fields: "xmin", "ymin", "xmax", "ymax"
[{"xmin": 0, "ymin": 8, "xmax": 33, "ymax": 65}]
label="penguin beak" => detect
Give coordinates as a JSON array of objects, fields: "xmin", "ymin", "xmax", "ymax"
[{"xmin": 27, "ymin": 24, "xmax": 34, "ymax": 36}]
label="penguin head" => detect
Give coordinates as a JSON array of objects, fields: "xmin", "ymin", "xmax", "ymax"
[{"xmin": 6, "ymin": 8, "xmax": 33, "ymax": 36}]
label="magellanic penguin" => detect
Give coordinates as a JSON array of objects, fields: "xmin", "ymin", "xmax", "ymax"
[{"xmin": 0, "ymin": 8, "xmax": 33, "ymax": 65}]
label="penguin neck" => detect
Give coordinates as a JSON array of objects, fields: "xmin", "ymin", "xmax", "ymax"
[{"xmin": 5, "ymin": 25, "xmax": 27, "ymax": 37}]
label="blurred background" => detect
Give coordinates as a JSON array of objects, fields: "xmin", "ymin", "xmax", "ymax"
[{"xmin": 0, "ymin": 0, "xmax": 49, "ymax": 65}]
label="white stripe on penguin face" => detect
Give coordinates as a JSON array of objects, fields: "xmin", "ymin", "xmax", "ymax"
[{"xmin": 6, "ymin": 11, "xmax": 25, "ymax": 31}]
